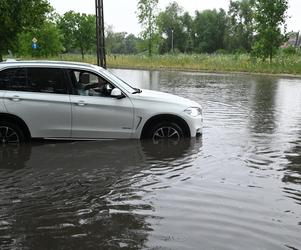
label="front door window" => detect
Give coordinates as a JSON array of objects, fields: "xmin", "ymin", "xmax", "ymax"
[{"xmin": 68, "ymin": 70, "xmax": 113, "ymax": 97}]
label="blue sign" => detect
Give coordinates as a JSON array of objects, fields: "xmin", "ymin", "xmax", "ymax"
[{"xmin": 32, "ymin": 42, "xmax": 38, "ymax": 49}]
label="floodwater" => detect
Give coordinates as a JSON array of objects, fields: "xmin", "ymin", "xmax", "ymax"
[{"xmin": 1, "ymin": 69, "xmax": 301, "ymax": 250}]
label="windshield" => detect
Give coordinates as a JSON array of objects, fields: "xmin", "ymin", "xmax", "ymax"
[{"xmin": 95, "ymin": 66, "xmax": 136, "ymax": 93}]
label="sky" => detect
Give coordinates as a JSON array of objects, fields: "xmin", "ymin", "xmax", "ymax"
[{"xmin": 49, "ymin": 0, "xmax": 301, "ymax": 35}]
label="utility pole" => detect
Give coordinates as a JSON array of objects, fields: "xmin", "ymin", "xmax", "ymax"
[{"xmin": 95, "ymin": 0, "xmax": 106, "ymax": 68}]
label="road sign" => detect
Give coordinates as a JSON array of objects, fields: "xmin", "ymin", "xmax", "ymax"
[
  {"xmin": 32, "ymin": 43, "xmax": 38, "ymax": 49},
  {"xmin": 32, "ymin": 37, "xmax": 38, "ymax": 43}
]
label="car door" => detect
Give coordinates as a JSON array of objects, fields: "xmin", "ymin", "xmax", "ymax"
[
  {"xmin": 68, "ymin": 69, "xmax": 134, "ymax": 139},
  {"xmin": 3, "ymin": 67, "xmax": 71, "ymax": 138}
]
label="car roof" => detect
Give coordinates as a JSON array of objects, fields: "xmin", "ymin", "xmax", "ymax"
[{"xmin": 0, "ymin": 60, "xmax": 99, "ymax": 71}]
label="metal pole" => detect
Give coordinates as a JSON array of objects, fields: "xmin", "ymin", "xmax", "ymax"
[
  {"xmin": 171, "ymin": 29, "xmax": 174, "ymax": 54},
  {"xmin": 95, "ymin": 0, "xmax": 106, "ymax": 68}
]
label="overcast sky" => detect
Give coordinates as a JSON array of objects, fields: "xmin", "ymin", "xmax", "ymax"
[{"xmin": 49, "ymin": 0, "xmax": 301, "ymax": 35}]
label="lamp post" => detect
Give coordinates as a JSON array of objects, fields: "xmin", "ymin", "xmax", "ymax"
[
  {"xmin": 95, "ymin": 0, "xmax": 106, "ymax": 68},
  {"xmin": 171, "ymin": 29, "xmax": 174, "ymax": 54}
]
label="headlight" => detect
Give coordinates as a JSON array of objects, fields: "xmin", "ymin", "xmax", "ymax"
[{"xmin": 184, "ymin": 107, "xmax": 202, "ymax": 117}]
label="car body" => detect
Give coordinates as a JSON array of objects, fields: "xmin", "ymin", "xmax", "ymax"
[{"xmin": 0, "ymin": 60, "xmax": 202, "ymax": 143}]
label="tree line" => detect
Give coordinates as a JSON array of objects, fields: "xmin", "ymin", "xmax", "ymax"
[
  {"xmin": 0, "ymin": 0, "xmax": 289, "ymax": 62},
  {"xmin": 138, "ymin": 0, "xmax": 289, "ymax": 62}
]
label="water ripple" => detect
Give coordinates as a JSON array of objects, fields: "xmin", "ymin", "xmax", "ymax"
[{"xmin": 1, "ymin": 70, "xmax": 301, "ymax": 249}]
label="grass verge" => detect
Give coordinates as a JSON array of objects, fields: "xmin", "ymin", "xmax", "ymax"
[{"xmin": 18, "ymin": 53, "xmax": 301, "ymax": 76}]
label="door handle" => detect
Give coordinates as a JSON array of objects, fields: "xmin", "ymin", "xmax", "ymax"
[
  {"xmin": 76, "ymin": 101, "xmax": 86, "ymax": 106},
  {"xmin": 10, "ymin": 95, "xmax": 21, "ymax": 102}
]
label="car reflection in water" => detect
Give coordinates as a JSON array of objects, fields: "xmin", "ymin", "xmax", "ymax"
[
  {"xmin": 0, "ymin": 138, "xmax": 202, "ymax": 170},
  {"xmin": 0, "ymin": 138, "xmax": 202, "ymax": 249}
]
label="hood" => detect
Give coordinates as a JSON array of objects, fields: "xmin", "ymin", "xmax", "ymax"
[{"xmin": 131, "ymin": 89, "xmax": 201, "ymax": 108}]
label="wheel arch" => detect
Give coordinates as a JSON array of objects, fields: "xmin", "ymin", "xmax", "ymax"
[
  {"xmin": 140, "ymin": 114, "xmax": 191, "ymax": 139},
  {"xmin": 0, "ymin": 113, "xmax": 31, "ymax": 141}
]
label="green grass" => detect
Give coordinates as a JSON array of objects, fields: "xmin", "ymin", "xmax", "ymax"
[{"xmin": 19, "ymin": 53, "xmax": 301, "ymax": 76}]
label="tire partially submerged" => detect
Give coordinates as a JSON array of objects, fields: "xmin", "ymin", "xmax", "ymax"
[{"xmin": 146, "ymin": 121, "xmax": 185, "ymax": 144}]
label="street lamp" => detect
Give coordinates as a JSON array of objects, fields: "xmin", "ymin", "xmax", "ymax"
[{"xmin": 171, "ymin": 29, "xmax": 174, "ymax": 54}]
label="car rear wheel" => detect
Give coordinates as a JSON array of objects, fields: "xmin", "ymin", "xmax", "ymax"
[
  {"xmin": 147, "ymin": 121, "xmax": 184, "ymax": 144},
  {"xmin": 0, "ymin": 122, "xmax": 25, "ymax": 145}
]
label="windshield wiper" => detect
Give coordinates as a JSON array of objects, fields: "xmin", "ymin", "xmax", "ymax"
[{"xmin": 132, "ymin": 88, "xmax": 142, "ymax": 94}]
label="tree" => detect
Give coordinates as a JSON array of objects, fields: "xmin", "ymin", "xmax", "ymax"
[
  {"xmin": 105, "ymin": 25, "xmax": 140, "ymax": 54},
  {"xmin": 0, "ymin": 0, "xmax": 51, "ymax": 61},
  {"xmin": 124, "ymin": 34, "xmax": 140, "ymax": 54},
  {"xmin": 106, "ymin": 26, "xmax": 124, "ymax": 54},
  {"xmin": 253, "ymin": 0, "xmax": 288, "ymax": 62},
  {"xmin": 157, "ymin": 2, "xmax": 186, "ymax": 54},
  {"xmin": 193, "ymin": 9, "xmax": 227, "ymax": 53},
  {"xmin": 181, "ymin": 12, "xmax": 194, "ymax": 53},
  {"xmin": 225, "ymin": 0, "xmax": 255, "ymax": 52},
  {"xmin": 137, "ymin": 0, "xmax": 159, "ymax": 56},
  {"xmin": 107, "ymin": 31, "xmax": 127, "ymax": 54},
  {"xmin": 58, "ymin": 11, "xmax": 96, "ymax": 59},
  {"xmin": 17, "ymin": 21, "xmax": 63, "ymax": 57}
]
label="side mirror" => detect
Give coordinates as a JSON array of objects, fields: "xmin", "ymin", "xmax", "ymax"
[{"xmin": 111, "ymin": 88, "xmax": 125, "ymax": 99}]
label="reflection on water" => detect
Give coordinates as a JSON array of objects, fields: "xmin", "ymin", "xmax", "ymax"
[
  {"xmin": 248, "ymin": 76, "xmax": 278, "ymax": 134},
  {"xmin": 1, "ymin": 69, "xmax": 301, "ymax": 249},
  {"xmin": 0, "ymin": 139, "xmax": 202, "ymax": 249}
]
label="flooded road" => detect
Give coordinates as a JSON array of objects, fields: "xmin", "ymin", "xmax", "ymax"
[{"xmin": 1, "ymin": 69, "xmax": 301, "ymax": 249}]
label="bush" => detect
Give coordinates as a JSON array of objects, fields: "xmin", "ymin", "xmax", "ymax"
[
  {"xmin": 215, "ymin": 49, "xmax": 227, "ymax": 55},
  {"xmin": 282, "ymin": 46, "xmax": 297, "ymax": 55}
]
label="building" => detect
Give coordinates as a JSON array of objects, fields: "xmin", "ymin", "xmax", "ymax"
[{"xmin": 282, "ymin": 32, "xmax": 301, "ymax": 48}]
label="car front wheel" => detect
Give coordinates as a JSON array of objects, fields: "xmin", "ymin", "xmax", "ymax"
[{"xmin": 147, "ymin": 121, "xmax": 184, "ymax": 143}]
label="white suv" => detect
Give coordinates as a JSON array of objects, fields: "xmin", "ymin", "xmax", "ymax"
[{"xmin": 0, "ymin": 61, "xmax": 202, "ymax": 144}]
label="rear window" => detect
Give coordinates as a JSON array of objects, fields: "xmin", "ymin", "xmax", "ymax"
[
  {"xmin": 27, "ymin": 68, "xmax": 67, "ymax": 94},
  {"xmin": 0, "ymin": 67, "xmax": 67, "ymax": 94},
  {"xmin": 10, "ymin": 68, "xmax": 28, "ymax": 91},
  {"xmin": 0, "ymin": 69, "xmax": 16, "ymax": 90}
]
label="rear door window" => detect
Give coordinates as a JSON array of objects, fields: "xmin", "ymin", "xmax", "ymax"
[
  {"xmin": 1, "ymin": 67, "xmax": 68, "ymax": 94},
  {"xmin": 27, "ymin": 68, "xmax": 67, "ymax": 94},
  {"xmin": 0, "ymin": 68, "xmax": 21, "ymax": 90},
  {"xmin": 10, "ymin": 68, "xmax": 28, "ymax": 91}
]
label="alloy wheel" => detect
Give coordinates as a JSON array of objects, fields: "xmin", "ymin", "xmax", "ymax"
[
  {"xmin": 0, "ymin": 126, "xmax": 20, "ymax": 145},
  {"xmin": 152, "ymin": 126, "xmax": 181, "ymax": 144}
]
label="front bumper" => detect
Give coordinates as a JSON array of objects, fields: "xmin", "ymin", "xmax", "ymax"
[{"xmin": 186, "ymin": 114, "xmax": 203, "ymax": 137}]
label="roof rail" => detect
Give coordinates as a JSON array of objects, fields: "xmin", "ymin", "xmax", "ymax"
[{"xmin": 1, "ymin": 60, "xmax": 96, "ymax": 69}]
